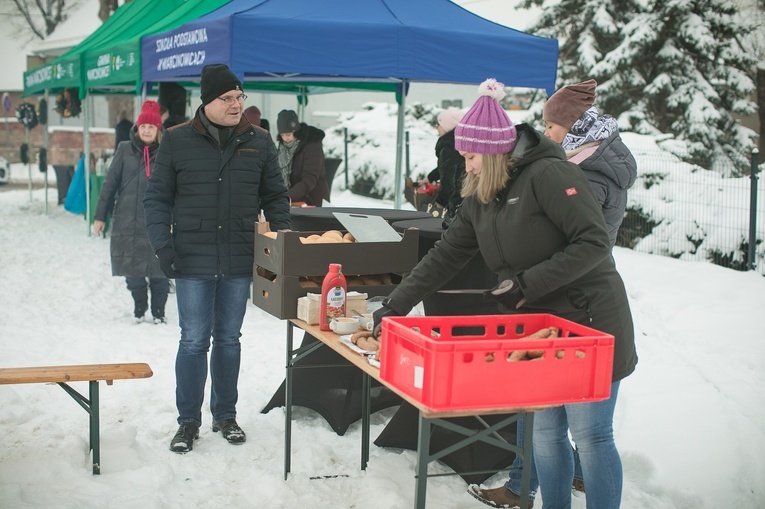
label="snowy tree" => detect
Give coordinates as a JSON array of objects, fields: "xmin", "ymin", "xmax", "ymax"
[{"xmin": 520, "ymin": 0, "xmax": 758, "ymax": 175}]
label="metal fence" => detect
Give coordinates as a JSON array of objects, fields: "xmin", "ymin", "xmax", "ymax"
[{"xmin": 618, "ymin": 148, "xmax": 762, "ymax": 275}]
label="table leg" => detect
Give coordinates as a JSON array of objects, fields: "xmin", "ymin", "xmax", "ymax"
[
  {"xmin": 519, "ymin": 411, "xmax": 533, "ymax": 506},
  {"xmin": 414, "ymin": 412, "xmax": 431, "ymax": 509},
  {"xmin": 284, "ymin": 321, "xmax": 294, "ymax": 480},
  {"xmin": 361, "ymin": 372, "xmax": 371, "ymax": 470}
]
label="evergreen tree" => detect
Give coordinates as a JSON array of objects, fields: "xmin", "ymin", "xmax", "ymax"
[{"xmin": 521, "ymin": 0, "xmax": 758, "ymax": 175}]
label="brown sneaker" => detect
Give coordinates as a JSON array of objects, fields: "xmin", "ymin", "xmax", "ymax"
[
  {"xmin": 573, "ymin": 478, "xmax": 585, "ymax": 493},
  {"xmin": 467, "ymin": 484, "xmax": 534, "ymax": 508}
]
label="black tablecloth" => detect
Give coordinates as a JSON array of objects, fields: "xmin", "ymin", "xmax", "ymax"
[
  {"xmin": 261, "ymin": 331, "xmax": 402, "ymax": 436},
  {"xmin": 290, "ymin": 206, "xmax": 430, "ymax": 231}
]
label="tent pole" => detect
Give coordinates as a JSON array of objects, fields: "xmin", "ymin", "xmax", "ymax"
[
  {"xmin": 84, "ymin": 93, "xmax": 91, "ymax": 237},
  {"xmin": 43, "ymin": 89, "xmax": 49, "ymax": 215},
  {"xmin": 393, "ymin": 80, "xmax": 407, "ymax": 209}
]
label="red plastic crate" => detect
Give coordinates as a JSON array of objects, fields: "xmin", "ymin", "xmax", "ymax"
[{"xmin": 379, "ymin": 314, "xmax": 614, "ymax": 412}]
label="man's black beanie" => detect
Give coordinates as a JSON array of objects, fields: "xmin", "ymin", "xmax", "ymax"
[{"xmin": 200, "ymin": 64, "xmax": 242, "ymax": 106}]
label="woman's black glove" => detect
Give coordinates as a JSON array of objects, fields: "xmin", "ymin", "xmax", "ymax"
[
  {"xmin": 485, "ymin": 276, "xmax": 527, "ymax": 310},
  {"xmin": 156, "ymin": 247, "xmax": 178, "ymax": 278},
  {"xmin": 372, "ymin": 304, "xmax": 401, "ymax": 338}
]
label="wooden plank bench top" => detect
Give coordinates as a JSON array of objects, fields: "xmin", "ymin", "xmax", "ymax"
[
  {"xmin": 0, "ymin": 363, "xmax": 153, "ymax": 385},
  {"xmin": 0, "ymin": 362, "xmax": 153, "ymax": 474}
]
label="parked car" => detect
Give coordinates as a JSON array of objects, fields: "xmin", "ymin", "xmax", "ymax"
[{"xmin": 0, "ymin": 156, "xmax": 9, "ymax": 184}]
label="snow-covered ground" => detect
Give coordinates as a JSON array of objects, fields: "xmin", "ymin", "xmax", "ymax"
[{"xmin": 1, "ymin": 182, "xmax": 763, "ymax": 508}]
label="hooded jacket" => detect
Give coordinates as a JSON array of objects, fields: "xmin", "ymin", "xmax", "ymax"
[
  {"xmin": 95, "ymin": 127, "xmax": 164, "ymax": 278},
  {"xmin": 426, "ymin": 129, "xmax": 466, "ymax": 212},
  {"xmin": 573, "ymin": 133, "xmax": 637, "ymax": 246},
  {"xmin": 387, "ymin": 124, "xmax": 637, "ymax": 383},
  {"xmin": 283, "ymin": 123, "xmax": 329, "ymax": 206},
  {"xmin": 143, "ymin": 107, "xmax": 291, "ymax": 279}
]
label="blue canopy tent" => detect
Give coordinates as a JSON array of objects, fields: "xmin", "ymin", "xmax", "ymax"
[{"xmin": 141, "ymin": 0, "xmax": 559, "ymax": 206}]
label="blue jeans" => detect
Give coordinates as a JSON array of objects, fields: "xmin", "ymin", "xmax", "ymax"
[
  {"xmin": 507, "ymin": 422, "xmax": 585, "ymax": 498},
  {"xmin": 532, "ymin": 381, "xmax": 622, "ymax": 509},
  {"xmin": 174, "ymin": 277, "xmax": 251, "ymax": 428}
]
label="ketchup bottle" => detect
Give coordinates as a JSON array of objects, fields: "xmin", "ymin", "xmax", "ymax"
[{"xmin": 320, "ymin": 263, "xmax": 347, "ymax": 331}]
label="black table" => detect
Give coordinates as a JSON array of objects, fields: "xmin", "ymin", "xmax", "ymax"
[
  {"xmin": 290, "ymin": 206, "xmax": 431, "ymax": 231},
  {"xmin": 262, "ymin": 207, "xmax": 431, "ymax": 435}
]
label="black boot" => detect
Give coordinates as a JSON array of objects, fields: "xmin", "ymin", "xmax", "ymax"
[{"xmin": 131, "ymin": 290, "xmax": 148, "ymax": 323}]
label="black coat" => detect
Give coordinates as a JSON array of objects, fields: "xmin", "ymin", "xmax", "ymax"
[
  {"xmin": 283, "ymin": 123, "xmax": 329, "ymax": 206},
  {"xmin": 426, "ymin": 130, "xmax": 466, "ymax": 212},
  {"xmin": 143, "ymin": 108, "xmax": 291, "ymax": 279},
  {"xmin": 388, "ymin": 125, "xmax": 637, "ymax": 383},
  {"xmin": 576, "ymin": 133, "xmax": 637, "ymax": 247},
  {"xmin": 95, "ymin": 129, "xmax": 164, "ymax": 278}
]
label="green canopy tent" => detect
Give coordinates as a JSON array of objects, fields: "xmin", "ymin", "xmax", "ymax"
[{"xmin": 21, "ymin": 0, "xmax": 231, "ymax": 229}]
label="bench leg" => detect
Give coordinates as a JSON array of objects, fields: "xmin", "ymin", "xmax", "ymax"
[
  {"xmin": 56, "ymin": 381, "xmax": 101, "ymax": 475},
  {"xmin": 90, "ymin": 381, "xmax": 100, "ymax": 475}
]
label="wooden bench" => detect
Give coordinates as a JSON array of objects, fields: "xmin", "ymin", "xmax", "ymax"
[{"xmin": 0, "ymin": 363, "xmax": 153, "ymax": 474}]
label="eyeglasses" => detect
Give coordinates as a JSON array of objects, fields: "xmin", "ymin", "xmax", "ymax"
[{"xmin": 216, "ymin": 94, "xmax": 247, "ymax": 105}]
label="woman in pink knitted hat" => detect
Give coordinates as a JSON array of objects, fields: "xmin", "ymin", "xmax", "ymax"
[
  {"xmin": 373, "ymin": 79, "xmax": 637, "ymax": 509},
  {"xmin": 93, "ymin": 100, "xmax": 169, "ymax": 324}
]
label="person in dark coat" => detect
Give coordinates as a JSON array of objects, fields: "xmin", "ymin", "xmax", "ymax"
[
  {"xmin": 418, "ymin": 108, "xmax": 466, "ymax": 226},
  {"xmin": 94, "ymin": 100, "xmax": 168, "ymax": 323},
  {"xmin": 373, "ymin": 79, "xmax": 637, "ymax": 509},
  {"xmin": 276, "ymin": 109, "xmax": 330, "ymax": 206},
  {"xmin": 543, "ymin": 79, "xmax": 637, "ymax": 247},
  {"xmin": 143, "ymin": 64, "xmax": 290, "ymax": 454},
  {"xmin": 503, "ymin": 80, "xmax": 640, "ymax": 502},
  {"xmin": 158, "ymin": 81, "xmax": 189, "ymax": 129},
  {"xmin": 114, "ymin": 110, "xmax": 133, "ymax": 150}
]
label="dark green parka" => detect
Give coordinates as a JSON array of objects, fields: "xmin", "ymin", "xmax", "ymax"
[{"xmin": 387, "ymin": 124, "xmax": 637, "ymax": 382}]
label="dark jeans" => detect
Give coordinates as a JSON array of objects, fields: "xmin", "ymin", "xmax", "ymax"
[{"xmin": 174, "ymin": 277, "xmax": 251, "ymax": 427}]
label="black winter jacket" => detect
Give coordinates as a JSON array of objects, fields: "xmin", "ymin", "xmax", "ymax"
[
  {"xmin": 387, "ymin": 125, "xmax": 637, "ymax": 383},
  {"xmin": 143, "ymin": 108, "xmax": 291, "ymax": 279},
  {"xmin": 282, "ymin": 123, "xmax": 329, "ymax": 206},
  {"xmin": 426, "ymin": 130, "xmax": 466, "ymax": 214},
  {"xmin": 95, "ymin": 128, "xmax": 164, "ymax": 278},
  {"xmin": 575, "ymin": 133, "xmax": 637, "ymax": 247}
]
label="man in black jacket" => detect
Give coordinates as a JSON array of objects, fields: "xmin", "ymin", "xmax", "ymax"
[{"xmin": 144, "ymin": 64, "xmax": 290, "ymax": 454}]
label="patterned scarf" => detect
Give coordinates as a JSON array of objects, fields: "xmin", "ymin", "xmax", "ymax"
[
  {"xmin": 561, "ymin": 106, "xmax": 619, "ymax": 151},
  {"xmin": 278, "ymin": 139, "xmax": 300, "ymax": 187}
]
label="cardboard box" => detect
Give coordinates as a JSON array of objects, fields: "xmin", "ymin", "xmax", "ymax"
[
  {"xmin": 252, "ymin": 266, "xmax": 399, "ymax": 320},
  {"xmin": 255, "ymin": 223, "xmax": 419, "ymax": 277},
  {"xmin": 297, "ymin": 292, "xmax": 369, "ymax": 325}
]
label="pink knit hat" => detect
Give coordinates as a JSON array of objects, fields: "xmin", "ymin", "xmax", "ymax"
[
  {"xmin": 455, "ymin": 78, "xmax": 516, "ymax": 154},
  {"xmin": 437, "ymin": 108, "xmax": 464, "ymax": 133},
  {"xmin": 136, "ymin": 100, "xmax": 162, "ymax": 130}
]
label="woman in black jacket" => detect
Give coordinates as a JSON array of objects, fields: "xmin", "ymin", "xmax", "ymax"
[
  {"xmin": 374, "ymin": 79, "xmax": 637, "ymax": 509},
  {"xmin": 419, "ymin": 108, "xmax": 466, "ymax": 225},
  {"xmin": 94, "ymin": 100, "xmax": 168, "ymax": 323},
  {"xmin": 276, "ymin": 109, "xmax": 329, "ymax": 206}
]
